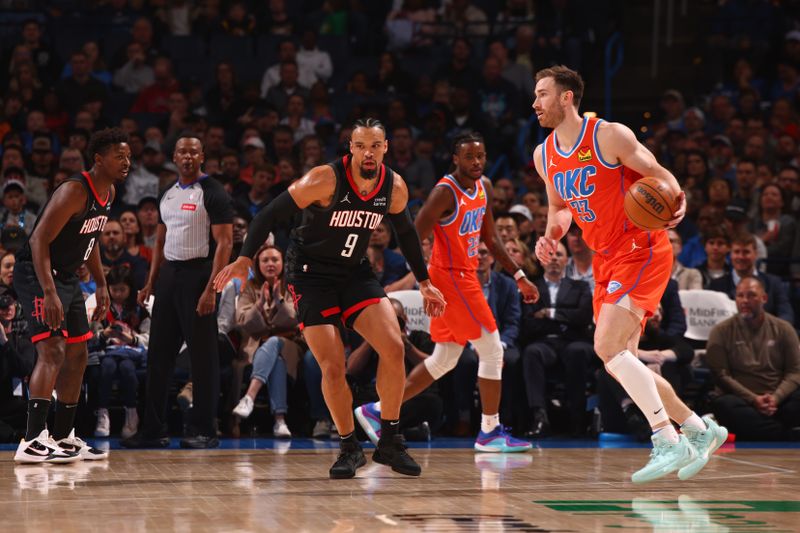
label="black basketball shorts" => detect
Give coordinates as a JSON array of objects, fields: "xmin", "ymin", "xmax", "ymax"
[
  {"xmin": 13, "ymin": 261, "xmax": 92, "ymax": 344},
  {"xmin": 286, "ymin": 258, "xmax": 386, "ymax": 331}
]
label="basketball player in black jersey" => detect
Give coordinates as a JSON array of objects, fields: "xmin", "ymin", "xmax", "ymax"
[
  {"xmin": 215, "ymin": 118, "xmax": 446, "ymax": 479},
  {"xmin": 13, "ymin": 128, "xmax": 130, "ymax": 463}
]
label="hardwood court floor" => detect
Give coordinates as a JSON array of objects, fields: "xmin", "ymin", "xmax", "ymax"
[{"xmin": 2, "ymin": 440, "xmax": 799, "ymax": 532}]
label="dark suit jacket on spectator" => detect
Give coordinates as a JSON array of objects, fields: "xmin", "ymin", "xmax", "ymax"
[
  {"xmin": 660, "ymin": 279, "xmax": 688, "ymax": 338},
  {"xmin": 520, "ymin": 277, "xmax": 592, "ymax": 347},
  {"xmin": 486, "ymin": 271, "xmax": 521, "ymax": 348},
  {"xmin": 709, "ymin": 272, "xmax": 795, "ymax": 324}
]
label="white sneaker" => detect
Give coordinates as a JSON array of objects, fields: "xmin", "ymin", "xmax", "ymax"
[
  {"xmin": 312, "ymin": 419, "xmax": 331, "ymax": 439},
  {"xmin": 273, "ymin": 420, "xmax": 292, "ymax": 438},
  {"xmin": 95, "ymin": 408, "xmax": 110, "ymax": 437},
  {"xmin": 56, "ymin": 429, "xmax": 109, "ymax": 461},
  {"xmin": 121, "ymin": 408, "xmax": 139, "ymax": 439},
  {"xmin": 233, "ymin": 395, "xmax": 254, "ymax": 418},
  {"xmin": 14, "ymin": 429, "xmax": 80, "ymax": 464}
]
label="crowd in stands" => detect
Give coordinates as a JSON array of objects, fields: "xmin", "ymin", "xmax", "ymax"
[{"xmin": 0, "ymin": 0, "xmax": 798, "ymax": 443}]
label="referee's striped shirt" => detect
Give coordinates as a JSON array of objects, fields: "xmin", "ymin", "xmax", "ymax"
[{"xmin": 159, "ymin": 175, "xmax": 234, "ymax": 261}]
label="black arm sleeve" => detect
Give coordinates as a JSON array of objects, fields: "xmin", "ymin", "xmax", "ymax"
[
  {"xmin": 388, "ymin": 207, "xmax": 429, "ymax": 283},
  {"xmin": 239, "ymin": 191, "xmax": 301, "ymax": 259}
]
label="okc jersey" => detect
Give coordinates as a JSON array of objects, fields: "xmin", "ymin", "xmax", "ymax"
[
  {"xmin": 287, "ymin": 156, "xmax": 394, "ymax": 271},
  {"xmin": 429, "ymin": 175, "xmax": 487, "ymax": 271},
  {"xmin": 428, "ymin": 175, "xmax": 496, "ymax": 345},
  {"xmin": 541, "ymin": 116, "xmax": 648, "ymax": 254},
  {"xmin": 17, "ymin": 171, "xmax": 111, "ymax": 274}
]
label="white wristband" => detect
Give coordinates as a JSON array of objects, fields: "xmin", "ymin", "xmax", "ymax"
[{"xmin": 513, "ymin": 269, "xmax": 526, "ymax": 281}]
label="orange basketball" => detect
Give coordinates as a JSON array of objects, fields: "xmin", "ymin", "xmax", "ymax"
[{"xmin": 623, "ymin": 176, "xmax": 679, "ymax": 231}]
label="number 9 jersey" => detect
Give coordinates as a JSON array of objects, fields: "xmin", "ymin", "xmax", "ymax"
[{"xmin": 286, "ymin": 155, "xmax": 394, "ymax": 269}]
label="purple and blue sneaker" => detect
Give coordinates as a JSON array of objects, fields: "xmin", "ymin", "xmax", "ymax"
[
  {"xmin": 354, "ymin": 402, "xmax": 381, "ymax": 445},
  {"xmin": 474, "ymin": 425, "xmax": 532, "ymax": 453}
]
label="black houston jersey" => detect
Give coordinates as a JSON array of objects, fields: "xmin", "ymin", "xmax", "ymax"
[
  {"xmin": 288, "ymin": 155, "xmax": 394, "ymax": 269},
  {"xmin": 17, "ymin": 171, "xmax": 111, "ymax": 274}
]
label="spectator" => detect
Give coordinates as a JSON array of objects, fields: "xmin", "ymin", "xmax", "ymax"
[
  {"xmin": 668, "ymin": 229, "xmax": 702, "ymax": 290},
  {"xmin": 749, "ymin": 183, "xmax": 796, "ymax": 277},
  {"xmin": 519, "ymin": 241, "xmax": 593, "ymax": 437},
  {"xmin": 0, "ymin": 286, "xmax": 35, "ymax": 442},
  {"xmin": 111, "ymin": 17, "xmax": 161, "ymax": 69},
  {"xmin": 113, "ymin": 42, "xmax": 155, "ymax": 95},
  {"xmin": 238, "ymin": 136, "xmax": 267, "ymax": 187},
  {"xmin": 265, "ymin": 61, "xmax": 310, "ymax": 115},
  {"xmin": 260, "ymin": 40, "xmax": 317, "ymax": 98},
  {"xmin": 257, "ymin": 0, "xmax": 295, "ymax": 36},
  {"xmin": 385, "ymin": 124, "xmax": 435, "ymax": 196},
  {"xmin": 297, "ymin": 29, "xmax": 333, "ymax": 85},
  {"xmin": 234, "ymin": 163, "xmax": 273, "ymax": 219},
  {"xmin": 723, "ymin": 198, "xmax": 768, "ymax": 260},
  {"xmin": 709, "ymin": 232, "xmax": 794, "ymax": 323},
  {"xmin": 58, "ymin": 147, "xmax": 85, "ymax": 174},
  {"xmin": 679, "ymin": 204, "xmax": 723, "ymax": 268},
  {"xmin": 709, "ymin": 135, "xmax": 735, "ymax": 183},
  {"xmin": 27, "ymin": 135, "xmax": 53, "ymax": 207},
  {"xmin": 230, "ymin": 212, "xmax": 250, "ymax": 261},
  {"xmin": 453, "ymin": 243, "xmax": 521, "ymax": 429},
  {"xmin": 92, "ymin": 266, "xmax": 150, "ymax": 438},
  {"xmin": 221, "ymin": 1, "xmax": 256, "ymax": 35},
  {"xmin": 12, "ymin": 19, "xmax": 60, "ymax": 85},
  {"xmin": 564, "ymin": 224, "xmax": 595, "ymax": 292},
  {"xmin": 0, "ymin": 180, "xmax": 37, "ymax": 236},
  {"xmin": 367, "ymin": 220, "xmax": 409, "ymax": 287},
  {"xmin": 131, "ymin": 57, "xmax": 179, "ymax": 115},
  {"xmin": 777, "ymin": 166, "xmax": 800, "ymax": 216},
  {"xmin": 346, "ymin": 298, "xmax": 444, "ymax": 441},
  {"xmin": 119, "ymin": 209, "xmax": 153, "ymax": 265},
  {"xmin": 60, "ymin": 41, "xmax": 111, "ymax": 87},
  {"xmin": 434, "ymin": 37, "xmax": 479, "ymax": 91},
  {"xmin": 206, "ymin": 62, "xmax": 243, "ymax": 129},
  {"xmin": 299, "ymin": 135, "xmax": 325, "ymax": 175},
  {"xmin": 494, "ymin": 212, "xmax": 519, "ymax": 243},
  {"xmin": 123, "ymin": 142, "xmax": 161, "ymax": 208},
  {"xmin": 55, "ymin": 51, "xmax": 108, "ymax": 116},
  {"xmin": 508, "ymin": 204, "xmax": 535, "ymax": 249},
  {"xmin": 232, "ymin": 245, "xmax": 299, "ymax": 439},
  {"xmin": 280, "ymin": 94, "xmax": 316, "ymax": 143},
  {"xmin": 731, "ymin": 157, "xmax": 759, "ymax": 219},
  {"xmin": 0, "ymin": 252, "xmax": 14, "ymax": 290},
  {"xmin": 487, "ymin": 39, "xmax": 533, "ymax": 97},
  {"xmin": 502, "ymin": 237, "xmax": 540, "ymax": 280},
  {"xmin": 706, "ymin": 177, "xmax": 732, "ymax": 211},
  {"xmin": 99, "ymin": 219, "xmax": 149, "ymax": 290},
  {"xmin": 697, "ymin": 226, "xmax": 732, "ymax": 289},
  {"xmin": 706, "ymin": 277, "xmax": 800, "ymax": 441}
]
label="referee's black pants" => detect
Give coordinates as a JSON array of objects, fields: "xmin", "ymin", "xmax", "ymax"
[{"xmin": 142, "ymin": 259, "xmax": 219, "ymax": 437}]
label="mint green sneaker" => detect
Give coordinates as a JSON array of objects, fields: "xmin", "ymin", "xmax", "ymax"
[
  {"xmin": 677, "ymin": 416, "xmax": 728, "ymax": 480},
  {"xmin": 631, "ymin": 433, "xmax": 695, "ymax": 484}
]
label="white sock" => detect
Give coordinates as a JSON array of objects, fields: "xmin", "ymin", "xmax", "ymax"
[
  {"xmin": 680, "ymin": 412, "xmax": 706, "ymax": 431},
  {"xmin": 481, "ymin": 413, "xmax": 500, "ymax": 433},
  {"xmin": 605, "ymin": 350, "xmax": 670, "ymax": 428},
  {"xmin": 654, "ymin": 424, "xmax": 680, "ymax": 444},
  {"xmin": 373, "ymin": 401, "xmax": 381, "ymax": 413}
]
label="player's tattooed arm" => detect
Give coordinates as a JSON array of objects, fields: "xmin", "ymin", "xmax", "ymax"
[{"xmin": 29, "ymin": 181, "xmax": 87, "ymax": 328}]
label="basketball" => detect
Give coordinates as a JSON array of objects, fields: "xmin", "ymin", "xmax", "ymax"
[{"xmin": 624, "ymin": 176, "xmax": 679, "ymax": 231}]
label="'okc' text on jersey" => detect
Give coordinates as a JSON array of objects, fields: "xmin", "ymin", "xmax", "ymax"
[
  {"xmin": 553, "ymin": 165, "xmax": 597, "ymax": 223},
  {"xmin": 458, "ymin": 206, "xmax": 485, "ymax": 236}
]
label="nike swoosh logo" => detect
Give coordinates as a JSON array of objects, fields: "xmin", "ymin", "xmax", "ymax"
[
  {"xmin": 653, "ymin": 407, "xmax": 664, "ymax": 415},
  {"xmin": 24, "ymin": 447, "xmax": 53, "ymax": 457}
]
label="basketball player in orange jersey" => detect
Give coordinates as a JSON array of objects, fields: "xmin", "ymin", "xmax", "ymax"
[
  {"xmin": 356, "ymin": 132, "xmax": 538, "ymax": 452},
  {"xmin": 532, "ymin": 66, "xmax": 727, "ymax": 482}
]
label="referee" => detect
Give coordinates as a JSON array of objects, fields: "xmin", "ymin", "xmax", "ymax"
[{"xmin": 122, "ymin": 136, "xmax": 233, "ymax": 449}]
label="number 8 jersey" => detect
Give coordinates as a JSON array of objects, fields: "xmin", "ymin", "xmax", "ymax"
[
  {"xmin": 17, "ymin": 171, "xmax": 111, "ymax": 274},
  {"xmin": 287, "ymin": 155, "xmax": 395, "ymax": 269}
]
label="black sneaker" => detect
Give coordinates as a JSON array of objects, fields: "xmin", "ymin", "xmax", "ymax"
[
  {"xmin": 373, "ymin": 435, "xmax": 421, "ymax": 476},
  {"xmin": 120, "ymin": 432, "xmax": 170, "ymax": 449},
  {"xmin": 329, "ymin": 441, "xmax": 366, "ymax": 479},
  {"xmin": 179, "ymin": 434, "xmax": 220, "ymax": 449}
]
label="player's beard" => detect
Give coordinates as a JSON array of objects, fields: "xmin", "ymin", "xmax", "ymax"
[{"xmin": 360, "ymin": 164, "xmax": 378, "ymax": 180}]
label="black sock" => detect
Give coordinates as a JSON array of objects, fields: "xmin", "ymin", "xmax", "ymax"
[
  {"xmin": 52, "ymin": 401, "xmax": 78, "ymax": 441},
  {"xmin": 380, "ymin": 419, "xmax": 400, "ymax": 442},
  {"xmin": 25, "ymin": 398, "xmax": 51, "ymax": 441},
  {"xmin": 339, "ymin": 432, "xmax": 357, "ymax": 446}
]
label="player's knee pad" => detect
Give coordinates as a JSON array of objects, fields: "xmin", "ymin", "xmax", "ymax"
[
  {"xmin": 472, "ymin": 329, "xmax": 503, "ymax": 380},
  {"xmin": 423, "ymin": 342, "xmax": 462, "ymax": 380}
]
